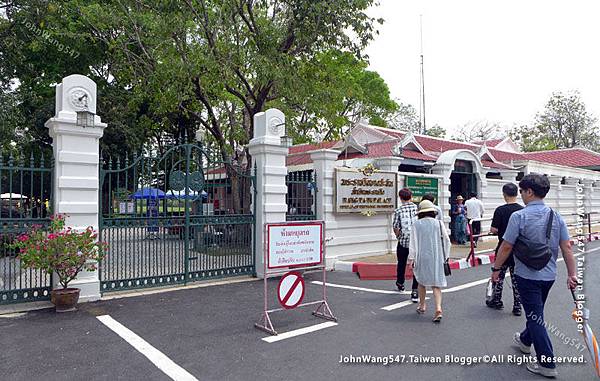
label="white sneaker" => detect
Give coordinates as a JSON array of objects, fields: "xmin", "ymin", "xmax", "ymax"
[
  {"xmin": 513, "ymin": 332, "xmax": 532, "ymax": 354},
  {"xmin": 526, "ymin": 362, "xmax": 558, "ymax": 378}
]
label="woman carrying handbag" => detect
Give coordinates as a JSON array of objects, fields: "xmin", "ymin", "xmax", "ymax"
[{"xmin": 409, "ymin": 200, "xmax": 451, "ymax": 323}]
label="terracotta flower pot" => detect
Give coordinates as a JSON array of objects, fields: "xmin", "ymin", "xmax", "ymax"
[{"xmin": 50, "ymin": 288, "xmax": 80, "ymax": 312}]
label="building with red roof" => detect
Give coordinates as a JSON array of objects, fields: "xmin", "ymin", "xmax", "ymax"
[
  {"xmin": 287, "ymin": 122, "xmax": 600, "ymax": 179},
  {"xmin": 285, "ymin": 122, "xmax": 600, "ymax": 209}
]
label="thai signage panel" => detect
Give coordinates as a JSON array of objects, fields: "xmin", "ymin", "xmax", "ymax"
[
  {"xmin": 405, "ymin": 176, "xmax": 439, "ymax": 203},
  {"xmin": 334, "ymin": 166, "xmax": 398, "ymax": 214},
  {"xmin": 267, "ymin": 222, "xmax": 323, "ymax": 269}
]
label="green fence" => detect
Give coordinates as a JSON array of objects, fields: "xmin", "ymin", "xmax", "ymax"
[
  {"xmin": 99, "ymin": 141, "xmax": 255, "ymax": 293},
  {"xmin": 0, "ymin": 151, "xmax": 53, "ymax": 304}
]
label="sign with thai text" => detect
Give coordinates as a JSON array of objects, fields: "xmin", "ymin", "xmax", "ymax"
[
  {"xmin": 405, "ymin": 176, "xmax": 439, "ymax": 203},
  {"xmin": 334, "ymin": 166, "xmax": 397, "ymax": 214},
  {"xmin": 266, "ymin": 221, "xmax": 323, "ymax": 269}
]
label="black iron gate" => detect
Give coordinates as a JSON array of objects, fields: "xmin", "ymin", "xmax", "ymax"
[
  {"xmin": 286, "ymin": 170, "xmax": 317, "ymax": 221},
  {"xmin": 99, "ymin": 142, "xmax": 255, "ymax": 293},
  {"xmin": 0, "ymin": 151, "xmax": 53, "ymax": 304}
]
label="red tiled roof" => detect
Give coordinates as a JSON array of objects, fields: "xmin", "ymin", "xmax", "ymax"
[
  {"xmin": 286, "ymin": 140, "xmax": 341, "ymax": 166},
  {"xmin": 354, "ymin": 140, "xmax": 436, "ymax": 161},
  {"xmin": 487, "ymin": 148, "xmax": 527, "ymax": 162},
  {"xmin": 286, "ymin": 153, "xmax": 313, "ymax": 166},
  {"xmin": 285, "ymin": 127, "xmax": 600, "ymax": 170},
  {"xmin": 481, "ymin": 160, "xmax": 513, "ymax": 169},
  {"xmin": 288, "ymin": 141, "xmax": 340, "ymax": 155},
  {"xmin": 414, "ymin": 135, "xmax": 479, "ymax": 154},
  {"xmin": 520, "ymin": 148, "xmax": 600, "ymax": 168},
  {"xmin": 377, "ymin": 129, "xmax": 404, "ymax": 138},
  {"xmin": 472, "ymin": 138, "xmax": 504, "ymax": 147},
  {"xmin": 373, "ymin": 127, "xmax": 482, "ymax": 154}
]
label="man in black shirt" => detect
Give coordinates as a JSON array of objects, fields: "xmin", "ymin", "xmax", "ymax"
[{"xmin": 487, "ymin": 183, "xmax": 523, "ymax": 315}]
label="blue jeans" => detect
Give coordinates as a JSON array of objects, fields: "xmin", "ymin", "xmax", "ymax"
[{"xmin": 515, "ymin": 275, "xmax": 555, "ymax": 369}]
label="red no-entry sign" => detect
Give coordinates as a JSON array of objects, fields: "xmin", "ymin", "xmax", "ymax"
[
  {"xmin": 255, "ymin": 221, "xmax": 336, "ymax": 336},
  {"xmin": 277, "ymin": 271, "xmax": 305, "ymax": 309}
]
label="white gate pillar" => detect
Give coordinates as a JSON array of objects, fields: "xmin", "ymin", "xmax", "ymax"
[
  {"xmin": 248, "ymin": 108, "xmax": 288, "ymax": 278},
  {"xmin": 432, "ymin": 163, "xmax": 453, "ymax": 219},
  {"xmin": 45, "ymin": 74, "xmax": 106, "ymax": 302},
  {"xmin": 309, "ymin": 149, "xmax": 340, "ymax": 225}
]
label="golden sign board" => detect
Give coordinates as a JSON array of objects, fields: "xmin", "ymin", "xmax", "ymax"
[{"xmin": 334, "ymin": 165, "xmax": 398, "ymax": 215}]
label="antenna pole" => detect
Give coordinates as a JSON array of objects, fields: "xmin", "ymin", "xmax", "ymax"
[{"xmin": 419, "ymin": 15, "xmax": 426, "ymax": 135}]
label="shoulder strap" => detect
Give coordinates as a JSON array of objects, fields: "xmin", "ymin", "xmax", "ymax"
[
  {"xmin": 545, "ymin": 209, "xmax": 554, "ymax": 240},
  {"xmin": 439, "ymin": 220, "xmax": 446, "ymax": 259}
]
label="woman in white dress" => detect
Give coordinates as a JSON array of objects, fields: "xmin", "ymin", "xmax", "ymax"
[{"xmin": 409, "ymin": 200, "xmax": 451, "ymax": 322}]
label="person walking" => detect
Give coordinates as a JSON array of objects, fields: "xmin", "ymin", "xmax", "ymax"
[
  {"xmin": 491, "ymin": 173, "xmax": 577, "ymax": 378},
  {"xmin": 465, "ymin": 192, "xmax": 485, "ymax": 247},
  {"xmin": 421, "ymin": 193, "xmax": 443, "ymax": 221},
  {"xmin": 451, "ymin": 195, "xmax": 467, "ymax": 244},
  {"xmin": 486, "ymin": 183, "xmax": 523, "ymax": 315},
  {"xmin": 409, "ymin": 200, "xmax": 450, "ymax": 323},
  {"xmin": 392, "ymin": 188, "xmax": 419, "ymax": 302}
]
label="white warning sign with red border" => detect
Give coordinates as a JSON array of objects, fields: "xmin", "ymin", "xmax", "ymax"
[
  {"xmin": 266, "ymin": 221, "xmax": 323, "ymax": 269},
  {"xmin": 277, "ymin": 271, "xmax": 305, "ymax": 309}
]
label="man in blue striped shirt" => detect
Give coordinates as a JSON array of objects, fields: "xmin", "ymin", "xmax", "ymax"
[{"xmin": 492, "ymin": 173, "xmax": 577, "ymax": 378}]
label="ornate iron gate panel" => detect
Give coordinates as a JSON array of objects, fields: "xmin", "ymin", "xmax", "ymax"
[
  {"xmin": 286, "ymin": 170, "xmax": 317, "ymax": 221},
  {"xmin": 0, "ymin": 152, "xmax": 53, "ymax": 304},
  {"xmin": 99, "ymin": 142, "xmax": 255, "ymax": 293}
]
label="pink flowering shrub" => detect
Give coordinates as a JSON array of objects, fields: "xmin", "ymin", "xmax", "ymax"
[{"xmin": 12, "ymin": 215, "xmax": 108, "ymax": 289}]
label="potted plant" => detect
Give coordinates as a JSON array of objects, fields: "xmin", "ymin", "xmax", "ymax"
[{"xmin": 13, "ymin": 214, "xmax": 107, "ymax": 312}]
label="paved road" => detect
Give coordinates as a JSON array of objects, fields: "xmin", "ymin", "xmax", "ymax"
[{"xmin": 1, "ymin": 241, "xmax": 599, "ymax": 381}]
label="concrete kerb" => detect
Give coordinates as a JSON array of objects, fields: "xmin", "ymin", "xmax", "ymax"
[{"xmin": 0, "ymin": 276, "xmax": 257, "ymax": 315}]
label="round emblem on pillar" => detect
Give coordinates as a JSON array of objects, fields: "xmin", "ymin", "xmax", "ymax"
[
  {"xmin": 69, "ymin": 88, "xmax": 91, "ymax": 110},
  {"xmin": 268, "ymin": 117, "xmax": 284, "ymax": 136}
]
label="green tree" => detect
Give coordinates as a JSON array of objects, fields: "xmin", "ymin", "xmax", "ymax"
[
  {"xmin": 74, "ymin": 0, "xmax": 383, "ymax": 211},
  {"xmin": 512, "ymin": 91, "xmax": 599, "ymax": 152},
  {"xmin": 2, "ymin": 1, "xmax": 398, "ymax": 211},
  {"xmin": 386, "ymin": 102, "xmax": 419, "ymax": 132},
  {"xmin": 0, "ymin": 0, "xmax": 168, "ymax": 157},
  {"xmin": 423, "ymin": 124, "xmax": 446, "ymax": 138},
  {"xmin": 275, "ymin": 50, "xmax": 398, "ymax": 143}
]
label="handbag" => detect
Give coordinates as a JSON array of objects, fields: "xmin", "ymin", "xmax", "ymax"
[
  {"xmin": 439, "ymin": 221, "xmax": 451, "ymax": 276},
  {"xmin": 512, "ymin": 210, "xmax": 554, "ymax": 271}
]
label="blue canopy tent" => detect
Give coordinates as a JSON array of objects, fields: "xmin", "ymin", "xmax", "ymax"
[
  {"xmin": 165, "ymin": 189, "xmax": 208, "ymax": 200},
  {"xmin": 130, "ymin": 188, "xmax": 165, "ymax": 236},
  {"xmin": 130, "ymin": 188, "xmax": 166, "ymax": 199}
]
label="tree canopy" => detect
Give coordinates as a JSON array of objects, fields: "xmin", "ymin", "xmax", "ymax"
[
  {"xmin": 509, "ymin": 91, "xmax": 599, "ymax": 152},
  {"xmin": 1, "ymin": 0, "xmax": 399, "ymax": 162}
]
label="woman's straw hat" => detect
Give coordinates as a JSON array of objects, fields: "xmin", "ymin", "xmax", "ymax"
[
  {"xmin": 418, "ymin": 200, "xmax": 437, "ymax": 214},
  {"xmin": 456, "ymin": 195, "xmax": 464, "ymax": 201}
]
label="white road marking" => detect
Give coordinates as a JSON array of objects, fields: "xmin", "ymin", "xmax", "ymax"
[
  {"xmin": 311, "ymin": 281, "xmax": 409, "ymax": 294},
  {"xmin": 381, "ymin": 297, "xmax": 430, "ymax": 311},
  {"xmin": 97, "ymin": 315, "xmax": 198, "ymax": 381},
  {"xmin": 320, "ymin": 248, "xmax": 598, "ymax": 312},
  {"xmin": 262, "ymin": 321, "xmax": 338, "ymax": 343}
]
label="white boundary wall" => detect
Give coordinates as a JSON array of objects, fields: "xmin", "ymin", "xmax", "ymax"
[{"xmin": 308, "ymin": 151, "xmax": 600, "ymax": 265}]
